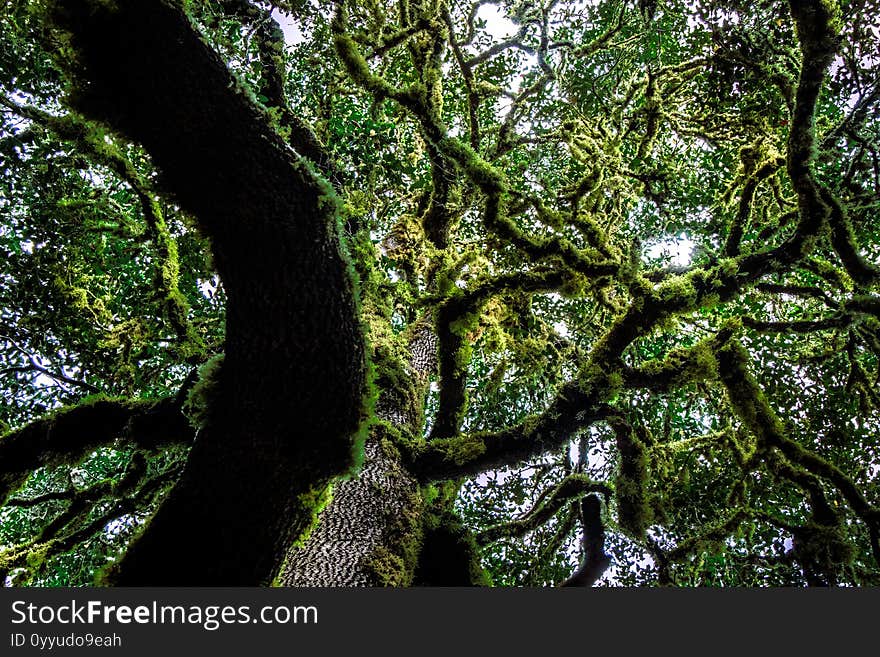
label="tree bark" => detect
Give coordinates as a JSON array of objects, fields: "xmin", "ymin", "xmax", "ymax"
[
  {"xmin": 280, "ymin": 322, "xmax": 437, "ymax": 585},
  {"xmin": 46, "ymin": 0, "xmax": 365, "ymax": 584}
]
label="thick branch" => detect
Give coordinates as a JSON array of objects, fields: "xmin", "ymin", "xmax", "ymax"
[
  {"xmin": 620, "ymin": 327, "xmax": 733, "ymax": 392},
  {"xmin": 0, "ymin": 397, "xmax": 191, "ymax": 506},
  {"xmin": 407, "ymin": 379, "xmax": 606, "ymax": 481}
]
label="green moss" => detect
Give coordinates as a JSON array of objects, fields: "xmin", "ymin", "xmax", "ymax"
[
  {"xmin": 181, "ymin": 353, "xmax": 224, "ymax": 430},
  {"xmin": 716, "ymin": 341, "xmax": 787, "ymax": 445},
  {"xmin": 577, "ymin": 358, "xmax": 624, "ymax": 403},
  {"xmin": 613, "ymin": 425, "xmax": 650, "ymax": 539},
  {"xmin": 269, "ymin": 482, "xmax": 338, "ymax": 585},
  {"xmin": 333, "ymin": 31, "xmax": 396, "ymax": 98},
  {"xmin": 438, "ymin": 138, "xmax": 507, "ymax": 192},
  {"xmin": 372, "ymin": 420, "xmax": 406, "ymax": 458},
  {"xmin": 637, "ymin": 339, "xmax": 721, "ymax": 389},
  {"xmin": 438, "ymin": 434, "xmax": 486, "ymax": 466},
  {"xmin": 362, "ymin": 489, "xmax": 424, "ymax": 586},
  {"xmin": 24, "ymin": 542, "xmax": 51, "ymax": 571},
  {"xmin": 667, "ymin": 509, "xmax": 750, "ymax": 563},
  {"xmin": 793, "ymin": 521, "xmax": 853, "ymax": 572},
  {"xmin": 726, "ymin": 427, "xmax": 758, "ymax": 467},
  {"xmin": 717, "ymin": 258, "xmax": 738, "ymax": 277},
  {"xmin": 559, "ymin": 272, "xmax": 589, "ymax": 298},
  {"xmin": 421, "ymin": 483, "xmax": 438, "ymax": 506},
  {"xmin": 655, "ymin": 273, "xmax": 697, "ymax": 305},
  {"xmin": 52, "ymin": 274, "xmax": 112, "ymax": 325},
  {"xmin": 363, "ymin": 546, "xmax": 407, "ymax": 585},
  {"xmin": 288, "ymin": 483, "xmax": 335, "ymax": 552}
]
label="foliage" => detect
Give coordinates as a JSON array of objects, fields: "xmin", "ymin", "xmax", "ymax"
[{"xmin": 1, "ymin": 0, "xmax": 879, "ymax": 586}]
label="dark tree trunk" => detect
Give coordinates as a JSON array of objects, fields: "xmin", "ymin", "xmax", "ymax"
[{"xmin": 47, "ymin": 0, "xmax": 366, "ymax": 585}]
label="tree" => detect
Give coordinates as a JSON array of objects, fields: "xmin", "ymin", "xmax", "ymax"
[{"xmin": 0, "ymin": 0, "xmax": 878, "ymax": 587}]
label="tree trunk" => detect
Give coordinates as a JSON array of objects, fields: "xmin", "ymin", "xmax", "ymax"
[
  {"xmin": 280, "ymin": 322, "xmax": 436, "ymax": 585},
  {"xmin": 46, "ymin": 0, "xmax": 366, "ymax": 585}
]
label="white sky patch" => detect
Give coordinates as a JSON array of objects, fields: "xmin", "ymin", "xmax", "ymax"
[
  {"xmin": 273, "ymin": 8, "xmax": 305, "ymax": 47},
  {"xmin": 197, "ymin": 275, "xmax": 220, "ymax": 299},
  {"xmin": 103, "ymin": 514, "xmax": 139, "ymax": 539},
  {"xmin": 33, "ymin": 373, "xmax": 57, "ymax": 389},
  {"xmin": 477, "ymin": 5, "xmax": 518, "ymax": 40},
  {"xmin": 644, "ymin": 233, "xmax": 694, "ymax": 267},
  {"xmin": 496, "ymin": 94, "xmax": 513, "ymax": 119},
  {"xmin": 567, "ymin": 441, "xmax": 577, "ymax": 465},
  {"xmin": 553, "ymin": 320, "xmax": 569, "ymax": 338},
  {"xmin": 82, "ymin": 168, "xmax": 109, "ymax": 189}
]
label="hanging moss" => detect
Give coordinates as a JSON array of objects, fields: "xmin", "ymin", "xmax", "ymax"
[
  {"xmin": 52, "ymin": 274, "xmax": 113, "ymax": 325},
  {"xmin": 15, "ymin": 101, "xmax": 201, "ymax": 353}
]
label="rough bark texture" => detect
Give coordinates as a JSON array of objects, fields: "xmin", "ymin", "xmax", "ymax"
[
  {"xmin": 281, "ymin": 322, "xmax": 437, "ymax": 585},
  {"xmin": 46, "ymin": 0, "xmax": 365, "ymax": 584}
]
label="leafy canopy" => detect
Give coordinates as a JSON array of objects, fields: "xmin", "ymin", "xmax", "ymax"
[{"xmin": 1, "ymin": 0, "xmax": 879, "ymax": 586}]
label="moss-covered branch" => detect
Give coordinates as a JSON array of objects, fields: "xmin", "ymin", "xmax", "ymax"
[
  {"xmin": 0, "ymin": 396, "xmax": 191, "ymax": 506},
  {"xmin": 608, "ymin": 416, "xmax": 649, "ymax": 540},
  {"xmin": 716, "ymin": 339, "xmax": 880, "ymax": 551},
  {"xmin": 413, "ymin": 509, "xmax": 490, "ymax": 586},
  {"xmin": 407, "ymin": 378, "xmax": 606, "ymax": 481},
  {"xmin": 476, "ymin": 474, "xmax": 611, "ymax": 546},
  {"xmin": 820, "ymin": 186, "xmax": 879, "ymax": 286},
  {"xmin": 443, "ymin": 9, "xmax": 481, "ymax": 149},
  {"xmin": 620, "ymin": 327, "xmax": 733, "ymax": 392},
  {"xmin": 724, "ymin": 148, "xmax": 785, "ymax": 258},
  {"xmin": 332, "ymin": 4, "xmax": 623, "ymax": 288},
  {"xmin": 665, "ymin": 509, "xmax": 752, "ymax": 564},
  {"xmin": 776, "ymin": 0, "xmax": 841, "ymax": 260},
  {"xmin": 217, "ymin": 0, "xmax": 341, "ymax": 184},
  {"xmin": 430, "ymin": 266, "xmax": 567, "ymax": 439}
]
